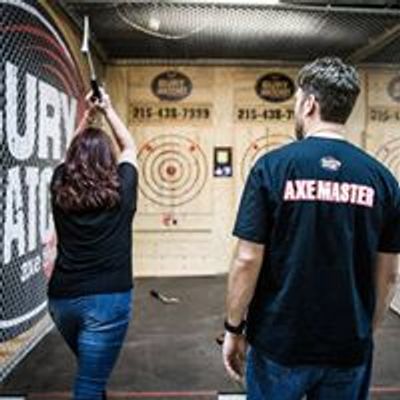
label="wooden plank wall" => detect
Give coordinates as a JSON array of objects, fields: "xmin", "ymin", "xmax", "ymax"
[{"xmin": 105, "ymin": 65, "xmax": 400, "ymax": 277}]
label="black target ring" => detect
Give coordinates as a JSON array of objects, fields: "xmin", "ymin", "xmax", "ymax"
[
  {"xmin": 151, "ymin": 150, "xmax": 192, "ymax": 193},
  {"xmin": 147, "ymin": 149, "xmax": 202, "ymax": 201},
  {"xmin": 138, "ymin": 135, "xmax": 208, "ymax": 207},
  {"xmin": 376, "ymin": 137, "xmax": 400, "ymax": 179},
  {"xmin": 241, "ymin": 134, "xmax": 293, "ymax": 181}
]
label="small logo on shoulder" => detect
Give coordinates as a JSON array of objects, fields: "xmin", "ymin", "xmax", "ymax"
[{"xmin": 320, "ymin": 156, "xmax": 342, "ymax": 171}]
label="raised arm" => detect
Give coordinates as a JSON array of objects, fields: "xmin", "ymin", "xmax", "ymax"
[
  {"xmin": 95, "ymin": 90, "xmax": 137, "ymax": 167},
  {"xmin": 373, "ymin": 252, "xmax": 399, "ymax": 331},
  {"xmin": 70, "ymin": 97, "xmax": 97, "ymax": 140}
]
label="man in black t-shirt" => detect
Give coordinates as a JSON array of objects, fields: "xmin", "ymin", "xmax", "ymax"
[{"xmin": 223, "ymin": 58, "xmax": 400, "ymax": 400}]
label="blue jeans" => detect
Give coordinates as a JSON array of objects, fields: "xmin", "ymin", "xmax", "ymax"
[
  {"xmin": 246, "ymin": 347, "xmax": 370, "ymax": 400},
  {"xmin": 48, "ymin": 290, "xmax": 133, "ymax": 400}
]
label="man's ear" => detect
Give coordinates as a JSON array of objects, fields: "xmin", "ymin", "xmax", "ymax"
[{"xmin": 303, "ymin": 94, "xmax": 317, "ymax": 117}]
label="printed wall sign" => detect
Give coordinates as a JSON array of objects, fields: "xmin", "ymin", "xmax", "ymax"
[
  {"xmin": 151, "ymin": 71, "xmax": 193, "ymax": 101},
  {"xmin": 129, "ymin": 103, "xmax": 212, "ymax": 124},
  {"xmin": 0, "ymin": 1, "xmax": 84, "ymax": 341},
  {"xmin": 388, "ymin": 76, "xmax": 400, "ymax": 102},
  {"xmin": 255, "ymin": 72, "xmax": 295, "ymax": 103}
]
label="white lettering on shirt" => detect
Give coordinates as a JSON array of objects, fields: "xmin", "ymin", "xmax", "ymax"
[{"xmin": 283, "ymin": 180, "xmax": 375, "ymax": 208}]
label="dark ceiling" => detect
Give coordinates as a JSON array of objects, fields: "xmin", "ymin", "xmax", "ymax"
[{"xmin": 56, "ymin": 1, "xmax": 400, "ymax": 65}]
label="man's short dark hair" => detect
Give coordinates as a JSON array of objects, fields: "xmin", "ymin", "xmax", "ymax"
[{"xmin": 297, "ymin": 57, "xmax": 360, "ymax": 124}]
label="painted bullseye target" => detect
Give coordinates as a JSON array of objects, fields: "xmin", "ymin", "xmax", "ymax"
[
  {"xmin": 241, "ymin": 134, "xmax": 293, "ymax": 180},
  {"xmin": 138, "ymin": 135, "xmax": 208, "ymax": 207},
  {"xmin": 376, "ymin": 137, "xmax": 400, "ymax": 179},
  {"xmin": 159, "ymin": 158, "xmax": 184, "ymax": 184}
]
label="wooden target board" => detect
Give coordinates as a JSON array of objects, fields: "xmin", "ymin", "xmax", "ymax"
[
  {"xmin": 107, "ymin": 66, "xmax": 217, "ymax": 275},
  {"xmin": 367, "ymin": 72, "xmax": 400, "ymax": 177},
  {"xmin": 375, "ymin": 137, "xmax": 400, "ymax": 178},
  {"xmin": 232, "ymin": 68, "xmax": 297, "ymax": 203},
  {"xmin": 126, "ymin": 67, "xmax": 214, "ymax": 229},
  {"xmin": 365, "ymin": 71, "xmax": 400, "ymax": 314}
]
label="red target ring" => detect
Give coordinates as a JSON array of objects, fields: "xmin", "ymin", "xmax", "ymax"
[
  {"xmin": 150, "ymin": 149, "xmax": 192, "ymax": 193},
  {"xmin": 158, "ymin": 158, "xmax": 185, "ymax": 184}
]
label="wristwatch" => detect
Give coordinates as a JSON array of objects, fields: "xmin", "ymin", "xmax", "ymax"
[{"xmin": 224, "ymin": 319, "xmax": 246, "ymax": 335}]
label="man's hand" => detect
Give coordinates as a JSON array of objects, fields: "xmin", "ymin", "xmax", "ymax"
[{"xmin": 222, "ymin": 332, "xmax": 247, "ymax": 383}]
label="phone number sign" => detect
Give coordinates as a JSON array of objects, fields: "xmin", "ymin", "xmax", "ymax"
[{"xmin": 129, "ymin": 103, "xmax": 212, "ymax": 125}]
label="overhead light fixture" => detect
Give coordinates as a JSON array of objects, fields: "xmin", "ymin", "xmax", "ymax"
[
  {"xmin": 208, "ymin": 0, "xmax": 280, "ymax": 3},
  {"xmin": 160, "ymin": 0, "xmax": 280, "ymax": 4},
  {"xmin": 148, "ymin": 16, "xmax": 160, "ymax": 31},
  {"xmin": 216, "ymin": 0, "xmax": 280, "ymax": 3},
  {"xmin": 113, "ymin": 0, "xmax": 280, "ymax": 4}
]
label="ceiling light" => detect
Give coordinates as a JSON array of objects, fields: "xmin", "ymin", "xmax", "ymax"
[
  {"xmin": 148, "ymin": 17, "xmax": 160, "ymax": 31},
  {"xmin": 162, "ymin": 0, "xmax": 281, "ymax": 4},
  {"xmin": 211, "ymin": 0, "xmax": 280, "ymax": 3}
]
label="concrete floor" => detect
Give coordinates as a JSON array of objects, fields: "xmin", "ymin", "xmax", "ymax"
[{"xmin": 1, "ymin": 277, "xmax": 400, "ymax": 399}]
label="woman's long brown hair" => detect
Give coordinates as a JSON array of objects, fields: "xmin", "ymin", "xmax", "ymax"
[{"xmin": 53, "ymin": 127, "xmax": 121, "ymax": 212}]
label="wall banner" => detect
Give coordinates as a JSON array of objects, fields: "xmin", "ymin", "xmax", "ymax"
[{"xmin": 0, "ymin": 0, "xmax": 84, "ymax": 341}]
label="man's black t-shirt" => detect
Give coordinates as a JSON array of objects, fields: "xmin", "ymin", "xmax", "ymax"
[
  {"xmin": 233, "ymin": 136, "xmax": 400, "ymax": 367},
  {"xmin": 48, "ymin": 162, "xmax": 138, "ymax": 298}
]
